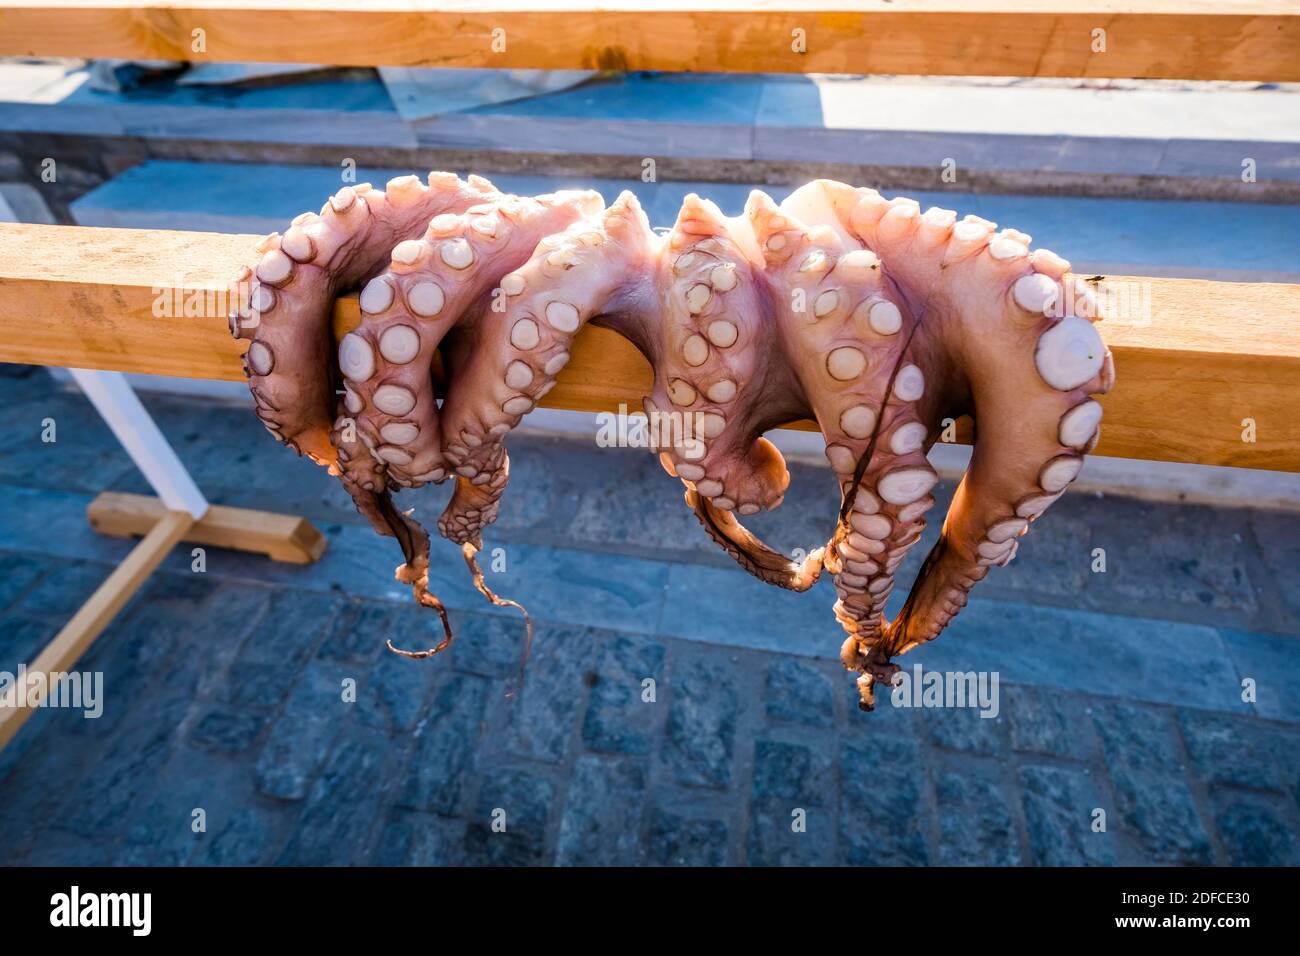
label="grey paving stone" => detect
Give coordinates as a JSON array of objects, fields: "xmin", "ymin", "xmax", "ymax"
[
  {"xmin": 1221, "ymin": 628, "xmax": 1300, "ymax": 724},
  {"xmin": 918, "ymin": 600, "xmax": 1247, "ymax": 714},
  {"xmin": 582, "ymin": 633, "xmax": 666, "ymax": 755},
  {"xmin": 1058, "ymin": 135, "xmax": 1166, "ymax": 177},
  {"xmin": 407, "ymin": 818, "xmax": 471, "ymax": 866},
  {"xmin": 0, "ymin": 551, "xmax": 47, "ymax": 611},
  {"xmin": 983, "ymin": 501, "xmax": 1094, "ymax": 602},
  {"xmin": 746, "ymin": 800, "xmax": 835, "ymax": 866},
  {"xmin": 751, "ymin": 739, "xmax": 834, "ymax": 807},
  {"xmin": 374, "ymin": 816, "xmax": 417, "ymax": 867},
  {"xmin": 219, "ymin": 658, "xmax": 305, "ymax": 712},
  {"xmin": 236, "ymin": 587, "xmax": 344, "ymax": 668},
  {"xmin": 492, "ymin": 544, "xmax": 670, "ymax": 636},
  {"xmin": 645, "ymin": 808, "xmax": 729, "ymax": 866},
  {"xmin": 1084, "ymin": 498, "xmax": 1258, "ymax": 620},
  {"xmin": 200, "ymin": 807, "xmax": 281, "ymax": 866},
  {"xmin": 314, "ymin": 601, "xmax": 399, "ymax": 664},
  {"xmin": 840, "ymin": 738, "xmax": 930, "ymax": 866},
  {"xmin": 0, "ymin": 469, "xmax": 84, "ymax": 546},
  {"xmin": 22, "ymin": 836, "xmax": 116, "ymax": 867},
  {"xmin": 921, "ymin": 706, "xmax": 1009, "ymax": 756},
  {"xmin": 135, "ymin": 397, "xmax": 343, "ymax": 508},
  {"xmin": 662, "ymin": 654, "xmax": 740, "ymax": 789},
  {"xmin": 59, "ymin": 663, "xmax": 195, "ymax": 838},
  {"xmin": 748, "ymin": 738, "xmax": 837, "ymax": 863},
  {"xmin": 503, "ymin": 624, "xmax": 596, "ymax": 763},
  {"xmin": 3, "ymin": 367, "xmax": 1298, "ymax": 868},
  {"xmin": 395, "ymin": 673, "xmax": 489, "ymax": 813},
  {"xmin": 0, "ymin": 688, "xmax": 58, "ymax": 785},
  {"xmin": 190, "ymin": 708, "xmax": 266, "ymax": 753},
  {"xmin": 0, "ymin": 708, "xmax": 102, "ymax": 855},
  {"xmin": 1019, "ymin": 764, "xmax": 1117, "ymax": 866},
  {"xmin": 1159, "ymin": 138, "xmax": 1300, "ymax": 184},
  {"xmin": 1108, "ymin": 770, "xmax": 1215, "ymax": 865},
  {"xmin": 275, "ymin": 726, "xmax": 390, "ymax": 865},
  {"xmin": 660, "ymin": 561, "xmax": 840, "ymax": 658},
  {"xmin": 253, "ymin": 661, "xmax": 354, "ymax": 801},
  {"xmin": 565, "ymin": 446, "xmax": 837, "ymax": 565},
  {"xmin": 1210, "ymin": 791, "xmax": 1300, "ymax": 866},
  {"xmin": 361, "ymin": 642, "xmax": 440, "ymax": 733},
  {"xmin": 380, "ymin": 540, "xmax": 672, "ymax": 639},
  {"xmin": 465, "ymin": 767, "xmax": 556, "ymax": 866},
  {"xmin": 1250, "ymin": 510, "xmax": 1300, "ymax": 627},
  {"xmin": 215, "ymin": 589, "xmax": 334, "ymax": 712},
  {"xmin": 449, "ymin": 610, "xmax": 525, "ymax": 679},
  {"xmin": 122, "ymin": 564, "xmax": 214, "ymax": 613},
  {"xmin": 119, "ymin": 757, "xmax": 249, "ymax": 866},
  {"xmin": 0, "ymin": 392, "xmax": 132, "ymax": 493},
  {"xmin": 1177, "ymin": 710, "xmax": 1300, "ymax": 794},
  {"xmin": 934, "ymin": 769, "xmax": 1021, "ymax": 866},
  {"xmin": 556, "ymin": 756, "xmax": 646, "ymax": 866},
  {"xmin": 17, "ymin": 560, "xmax": 112, "ymax": 618},
  {"xmin": 117, "ymin": 830, "xmax": 198, "ymax": 866},
  {"xmin": 0, "ymin": 487, "xmax": 136, "ymax": 573},
  {"xmin": 182, "ymin": 581, "xmax": 271, "ymax": 700},
  {"xmin": 1093, "ymin": 701, "xmax": 1185, "ymax": 776},
  {"xmin": 1005, "ymin": 686, "xmax": 1097, "ymax": 762},
  {"xmin": 481, "ymin": 438, "xmax": 560, "ymax": 535},
  {"xmin": 0, "ymin": 615, "xmax": 58, "ymax": 672},
  {"xmin": 1093, "ymin": 703, "xmax": 1216, "ymax": 862},
  {"xmin": 377, "ymin": 813, "xmax": 469, "ymax": 867},
  {"xmin": 765, "ymin": 658, "xmax": 835, "ymax": 726},
  {"xmin": 844, "ymin": 678, "xmax": 927, "ymax": 736}
]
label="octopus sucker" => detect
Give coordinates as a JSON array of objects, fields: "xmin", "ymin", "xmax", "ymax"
[{"xmin": 234, "ymin": 175, "xmax": 1114, "ymax": 711}]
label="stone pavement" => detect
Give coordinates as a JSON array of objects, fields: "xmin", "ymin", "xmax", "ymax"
[{"xmin": 0, "ymin": 363, "xmax": 1297, "ymax": 866}]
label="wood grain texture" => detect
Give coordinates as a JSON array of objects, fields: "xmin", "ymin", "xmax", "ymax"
[
  {"xmin": 0, "ymin": 2, "xmax": 1297, "ymax": 81},
  {"xmin": 3, "ymin": 223, "xmax": 1299, "ymax": 471},
  {"xmin": 88, "ymin": 491, "xmax": 327, "ymax": 563}
]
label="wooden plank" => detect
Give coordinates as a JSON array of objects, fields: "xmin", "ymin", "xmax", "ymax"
[
  {"xmin": 88, "ymin": 491, "xmax": 327, "ymax": 564},
  {"xmin": 0, "ymin": 508, "xmax": 191, "ymax": 751},
  {"xmin": 0, "ymin": 1, "xmax": 1297, "ymax": 82},
  {"xmin": 2, "ymin": 222, "xmax": 1299, "ymax": 471}
]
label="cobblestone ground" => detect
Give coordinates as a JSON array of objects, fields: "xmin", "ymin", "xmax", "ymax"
[{"xmin": 0, "ymin": 364, "xmax": 1297, "ymax": 866}]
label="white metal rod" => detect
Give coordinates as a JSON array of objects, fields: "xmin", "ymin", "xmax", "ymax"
[{"xmin": 68, "ymin": 367, "xmax": 209, "ymax": 519}]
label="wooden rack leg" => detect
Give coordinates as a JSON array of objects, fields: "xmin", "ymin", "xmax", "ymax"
[
  {"xmin": 88, "ymin": 491, "xmax": 327, "ymax": 565},
  {"xmin": 0, "ymin": 510, "xmax": 193, "ymax": 750}
]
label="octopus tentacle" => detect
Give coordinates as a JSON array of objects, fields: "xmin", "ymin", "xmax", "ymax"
[
  {"xmin": 234, "ymin": 173, "xmax": 1113, "ymax": 713},
  {"xmin": 658, "ymin": 193, "xmax": 823, "ymax": 589},
  {"xmin": 232, "ymin": 173, "xmax": 501, "ymax": 465},
  {"xmin": 885, "ymin": 247, "xmax": 1111, "ymax": 656},
  {"xmin": 334, "ymin": 188, "xmax": 604, "ymax": 654},
  {"xmin": 437, "ymin": 191, "xmax": 646, "ymax": 505}
]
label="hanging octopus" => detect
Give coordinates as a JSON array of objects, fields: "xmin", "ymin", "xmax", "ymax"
[{"xmin": 229, "ymin": 174, "xmax": 1114, "ymax": 710}]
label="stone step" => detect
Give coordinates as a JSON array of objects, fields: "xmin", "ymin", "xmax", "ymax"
[
  {"xmin": 71, "ymin": 159, "xmax": 1300, "ymax": 281},
  {"xmin": 2, "ymin": 60, "xmax": 1298, "ymax": 200}
]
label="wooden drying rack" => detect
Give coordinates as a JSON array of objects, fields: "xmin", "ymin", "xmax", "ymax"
[{"xmin": 1, "ymin": 1, "xmax": 1298, "ymax": 749}]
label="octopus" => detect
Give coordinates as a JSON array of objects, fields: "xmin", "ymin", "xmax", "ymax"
[{"xmin": 229, "ymin": 174, "xmax": 1114, "ymax": 711}]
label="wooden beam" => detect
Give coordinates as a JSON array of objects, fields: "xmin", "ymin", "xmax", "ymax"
[
  {"xmin": 0, "ymin": 1, "xmax": 1297, "ymax": 82},
  {"xmin": 88, "ymin": 491, "xmax": 327, "ymax": 564},
  {"xmin": 0, "ymin": 508, "xmax": 192, "ymax": 751},
  {"xmin": 2, "ymin": 222, "xmax": 1299, "ymax": 472}
]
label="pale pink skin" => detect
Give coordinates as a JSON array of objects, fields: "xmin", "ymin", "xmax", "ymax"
[{"xmin": 232, "ymin": 174, "xmax": 1114, "ymax": 711}]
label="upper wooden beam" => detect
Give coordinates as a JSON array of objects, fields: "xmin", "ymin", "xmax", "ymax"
[
  {"xmin": 2, "ymin": 221, "xmax": 1299, "ymax": 472},
  {"xmin": 0, "ymin": 2, "xmax": 1297, "ymax": 82}
]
